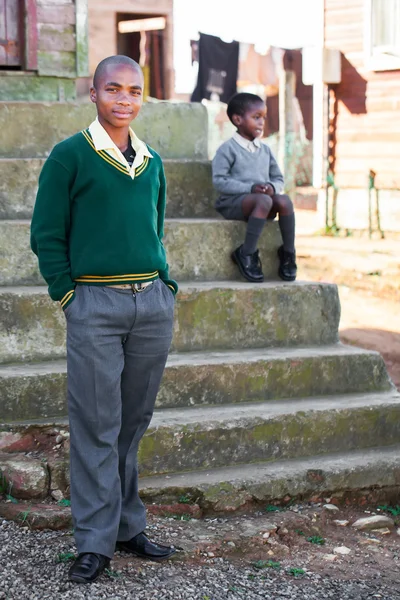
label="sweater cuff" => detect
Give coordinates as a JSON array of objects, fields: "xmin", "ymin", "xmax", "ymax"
[
  {"xmin": 60, "ymin": 289, "xmax": 76, "ymax": 310},
  {"xmin": 159, "ymin": 268, "xmax": 178, "ymax": 295}
]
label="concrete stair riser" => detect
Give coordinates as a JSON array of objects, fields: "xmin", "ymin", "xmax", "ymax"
[
  {"xmin": 137, "ymin": 396, "xmax": 400, "ymax": 475},
  {"xmin": 0, "ymin": 159, "xmax": 217, "ymax": 220},
  {"xmin": 0, "ymin": 282, "xmax": 340, "ymax": 363},
  {"xmin": 138, "ymin": 445, "xmax": 400, "ymax": 511},
  {"xmin": 1, "ymin": 393, "xmax": 399, "ymax": 478},
  {"xmin": 0, "ymin": 347, "xmax": 393, "ymax": 422},
  {"xmin": 0, "ymin": 220, "xmax": 282, "ymax": 285},
  {"xmin": 0, "ymin": 102, "xmax": 208, "ymax": 159},
  {"xmin": 2, "ymin": 445, "xmax": 400, "ymax": 511}
]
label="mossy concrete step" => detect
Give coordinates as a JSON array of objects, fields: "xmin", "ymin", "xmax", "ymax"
[
  {"xmin": 2, "ymin": 392, "xmax": 400, "ymax": 476},
  {"xmin": 139, "ymin": 444, "xmax": 400, "ymax": 511},
  {"xmin": 139, "ymin": 392, "xmax": 400, "ymax": 475},
  {"xmin": 0, "ymin": 345, "xmax": 392, "ymax": 422},
  {"xmin": 0, "ymin": 220, "xmax": 282, "ymax": 286},
  {"xmin": 0, "ymin": 102, "xmax": 208, "ymax": 159},
  {"xmin": 0, "ymin": 159, "xmax": 216, "ymax": 220},
  {"xmin": 0, "ymin": 282, "xmax": 340, "ymax": 363}
]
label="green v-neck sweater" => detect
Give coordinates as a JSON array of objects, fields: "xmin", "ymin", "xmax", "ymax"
[{"xmin": 31, "ymin": 130, "xmax": 177, "ymax": 310}]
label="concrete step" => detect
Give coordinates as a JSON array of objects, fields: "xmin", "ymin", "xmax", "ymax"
[
  {"xmin": 2, "ymin": 391, "xmax": 400, "ymax": 477},
  {"xmin": 0, "ymin": 102, "xmax": 208, "ymax": 159},
  {"xmin": 0, "ymin": 159, "xmax": 217, "ymax": 220},
  {"xmin": 0, "ymin": 345, "xmax": 392, "ymax": 422},
  {"xmin": 139, "ymin": 391, "xmax": 400, "ymax": 475},
  {"xmin": 139, "ymin": 445, "xmax": 400, "ymax": 511},
  {"xmin": 0, "ymin": 219, "xmax": 282, "ymax": 286},
  {"xmin": 0, "ymin": 281, "xmax": 340, "ymax": 363}
]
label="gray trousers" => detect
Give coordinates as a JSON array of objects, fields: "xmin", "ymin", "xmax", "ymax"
[{"xmin": 65, "ymin": 279, "xmax": 174, "ymax": 558}]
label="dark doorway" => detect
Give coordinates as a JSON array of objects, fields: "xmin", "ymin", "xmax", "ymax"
[{"xmin": 116, "ymin": 12, "xmax": 167, "ymax": 99}]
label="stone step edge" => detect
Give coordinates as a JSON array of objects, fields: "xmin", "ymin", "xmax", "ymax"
[
  {"xmin": 0, "ymin": 343, "xmax": 383, "ymax": 376},
  {"xmin": 0, "ymin": 280, "xmax": 335, "ymax": 294},
  {"xmin": 1, "ymin": 445, "xmax": 400, "ymax": 530},
  {"xmin": 139, "ymin": 444, "xmax": 400, "ymax": 512},
  {"xmin": 2, "ymin": 391, "xmax": 399, "ymax": 431}
]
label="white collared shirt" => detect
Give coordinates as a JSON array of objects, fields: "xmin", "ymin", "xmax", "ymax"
[
  {"xmin": 89, "ymin": 117, "xmax": 153, "ymax": 180},
  {"xmin": 233, "ymin": 131, "xmax": 262, "ymax": 153}
]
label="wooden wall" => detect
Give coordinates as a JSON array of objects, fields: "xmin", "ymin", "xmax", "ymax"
[
  {"xmin": 325, "ymin": 0, "xmax": 400, "ymax": 190},
  {"xmin": 36, "ymin": 0, "xmax": 77, "ymax": 77}
]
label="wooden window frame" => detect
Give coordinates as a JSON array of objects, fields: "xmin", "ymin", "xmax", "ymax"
[
  {"xmin": 364, "ymin": 0, "xmax": 400, "ymax": 71},
  {"xmin": 23, "ymin": 0, "xmax": 38, "ymax": 70}
]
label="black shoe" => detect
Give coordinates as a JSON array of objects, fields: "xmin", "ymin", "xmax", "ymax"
[
  {"xmin": 278, "ymin": 245, "xmax": 297, "ymax": 281},
  {"xmin": 68, "ymin": 552, "xmax": 110, "ymax": 584},
  {"xmin": 116, "ymin": 531, "xmax": 176, "ymax": 562},
  {"xmin": 231, "ymin": 246, "xmax": 264, "ymax": 282}
]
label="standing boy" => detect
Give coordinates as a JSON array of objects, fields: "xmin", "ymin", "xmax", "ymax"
[
  {"xmin": 212, "ymin": 92, "xmax": 297, "ymax": 282},
  {"xmin": 31, "ymin": 55, "xmax": 177, "ymax": 584}
]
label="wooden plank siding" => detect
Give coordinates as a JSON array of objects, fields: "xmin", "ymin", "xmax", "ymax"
[
  {"xmin": 325, "ymin": 0, "xmax": 400, "ymax": 189},
  {"xmin": 36, "ymin": 0, "xmax": 77, "ymax": 77}
]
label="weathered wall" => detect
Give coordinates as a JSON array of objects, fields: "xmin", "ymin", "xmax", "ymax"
[
  {"xmin": 0, "ymin": 0, "xmax": 89, "ymax": 101},
  {"xmin": 88, "ymin": 0, "xmax": 174, "ymax": 97},
  {"xmin": 325, "ymin": 0, "xmax": 400, "ymax": 191},
  {"xmin": 36, "ymin": 0, "xmax": 77, "ymax": 78}
]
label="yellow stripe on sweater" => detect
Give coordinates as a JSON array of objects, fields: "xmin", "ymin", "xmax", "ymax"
[
  {"xmin": 60, "ymin": 290, "xmax": 75, "ymax": 307},
  {"xmin": 75, "ymin": 271, "xmax": 159, "ymax": 283},
  {"xmin": 82, "ymin": 130, "xmax": 150, "ymax": 179},
  {"xmin": 82, "ymin": 130, "xmax": 130, "ymax": 175}
]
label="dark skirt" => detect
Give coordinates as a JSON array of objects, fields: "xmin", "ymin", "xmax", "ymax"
[{"xmin": 215, "ymin": 194, "xmax": 278, "ymax": 221}]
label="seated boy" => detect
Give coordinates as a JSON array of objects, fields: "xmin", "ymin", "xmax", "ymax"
[{"xmin": 211, "ymin": 92, "xmax": 297, "ymax": 282}]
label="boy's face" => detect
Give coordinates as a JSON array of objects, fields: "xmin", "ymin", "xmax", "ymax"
[
  {"xmin": 90, "ymin": 64, "xmax": 144, "ymax": 129},
  {"xmin": 233, "ymin": 101, "xmax": 266, "ymax": 141}
]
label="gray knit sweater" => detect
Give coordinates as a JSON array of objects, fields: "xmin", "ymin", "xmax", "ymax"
[{"xmin": 211, "ymin": 137, "xmax": 284, "ymax": 197}]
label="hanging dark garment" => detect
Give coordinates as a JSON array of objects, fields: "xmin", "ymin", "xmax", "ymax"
[{"xmin": 191, "ymin": 33, "xmax": 239, "ymax": 104}]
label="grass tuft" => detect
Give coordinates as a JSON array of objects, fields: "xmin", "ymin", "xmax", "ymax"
[{"xmin": 307, "ymin": 536, "xmax": 325, "ymax": 545}]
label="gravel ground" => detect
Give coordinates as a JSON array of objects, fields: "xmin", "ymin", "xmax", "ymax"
[{"xmin": 1, "ymin": 517, "xmax": 400, "ymax": 600}]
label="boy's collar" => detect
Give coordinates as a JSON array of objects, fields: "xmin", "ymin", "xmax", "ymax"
[
  {"xmin": 233, "ymin": 131, "xmax": 261, "ymax": 149},
  {"xmin": 89, "ymin": 117, "xmax": 153, "ymax": 158}
]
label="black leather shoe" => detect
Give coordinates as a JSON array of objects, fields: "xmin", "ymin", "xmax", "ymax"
[
  {"xmin": 68, "ymin": 552, "xmax": 110, "ymax": 584},
  {"xmin": 231, "ymin": 246, "xmax": 264, "ymax": 282},
  {"xmin": 116, "ymin": 532, "xmax": 176, "ymax": 561},
  {"xmin": 278, "ymin": 245, "xmax": 297, "ymax": 281}
]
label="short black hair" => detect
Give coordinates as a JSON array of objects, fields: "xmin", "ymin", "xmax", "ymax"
[
  {"xmin": 93, "ymin": 55, "xmax": 142, "ymax": 89},
  {"xmin": 227, "ymin": 93, "xmax": 265, "ymax": 124}
]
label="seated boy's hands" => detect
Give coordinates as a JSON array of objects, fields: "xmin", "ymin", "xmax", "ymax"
[
  {"xmin": 264, "ymin": 184, "xmax": 275, "ymax": 196},
  {"xmin": 251, "ymin": 184, "xmax": 268, "ymax": 194},
  {"xmin": 251, "ymin": 184, "xmax": 275, "ymax": 196}
]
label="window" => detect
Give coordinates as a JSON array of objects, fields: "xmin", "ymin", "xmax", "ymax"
[{"xmin": 365, "ymin": 0, "xmax": 400, "ymax": 70}]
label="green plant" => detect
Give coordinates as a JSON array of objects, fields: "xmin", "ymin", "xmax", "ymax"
[
  {"xmin": 6, "ymin": 494, "xmax": 18, "ymax": 504},
  {"xmin": 295, "ymin": 529, "xmax": 305, "ymax": 536},
  {"xmin": 57, "ymin": 499, "xmax": 71, "ymax": 507},
  {"xmin": 105, "ymin": 568, "xmax": 122, "ymax": 579},
  {"xmin": 288, "ymin": 567, "xmax": 305, "ymax": 577},
  {"xmin": 307, "ymin": 536, "xmax": 325, "ymax": 545},
  {"xmin": 56, "ymin": 552, "xmax": 75, "ymax": 563},
  {"xmin": 264, "ymin": 504, "xmax": 283, "ymax": 513},
  {"xmin": 178, "ymin": 494, "xmax": 192, "ymax": 504},
  {"xmin": 18, "ymin": 510, "xmax": 31, "ymax": 524},
  {"xmin": 378, "ymin": 504, "xmax": 400, "ymax": 517}
]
